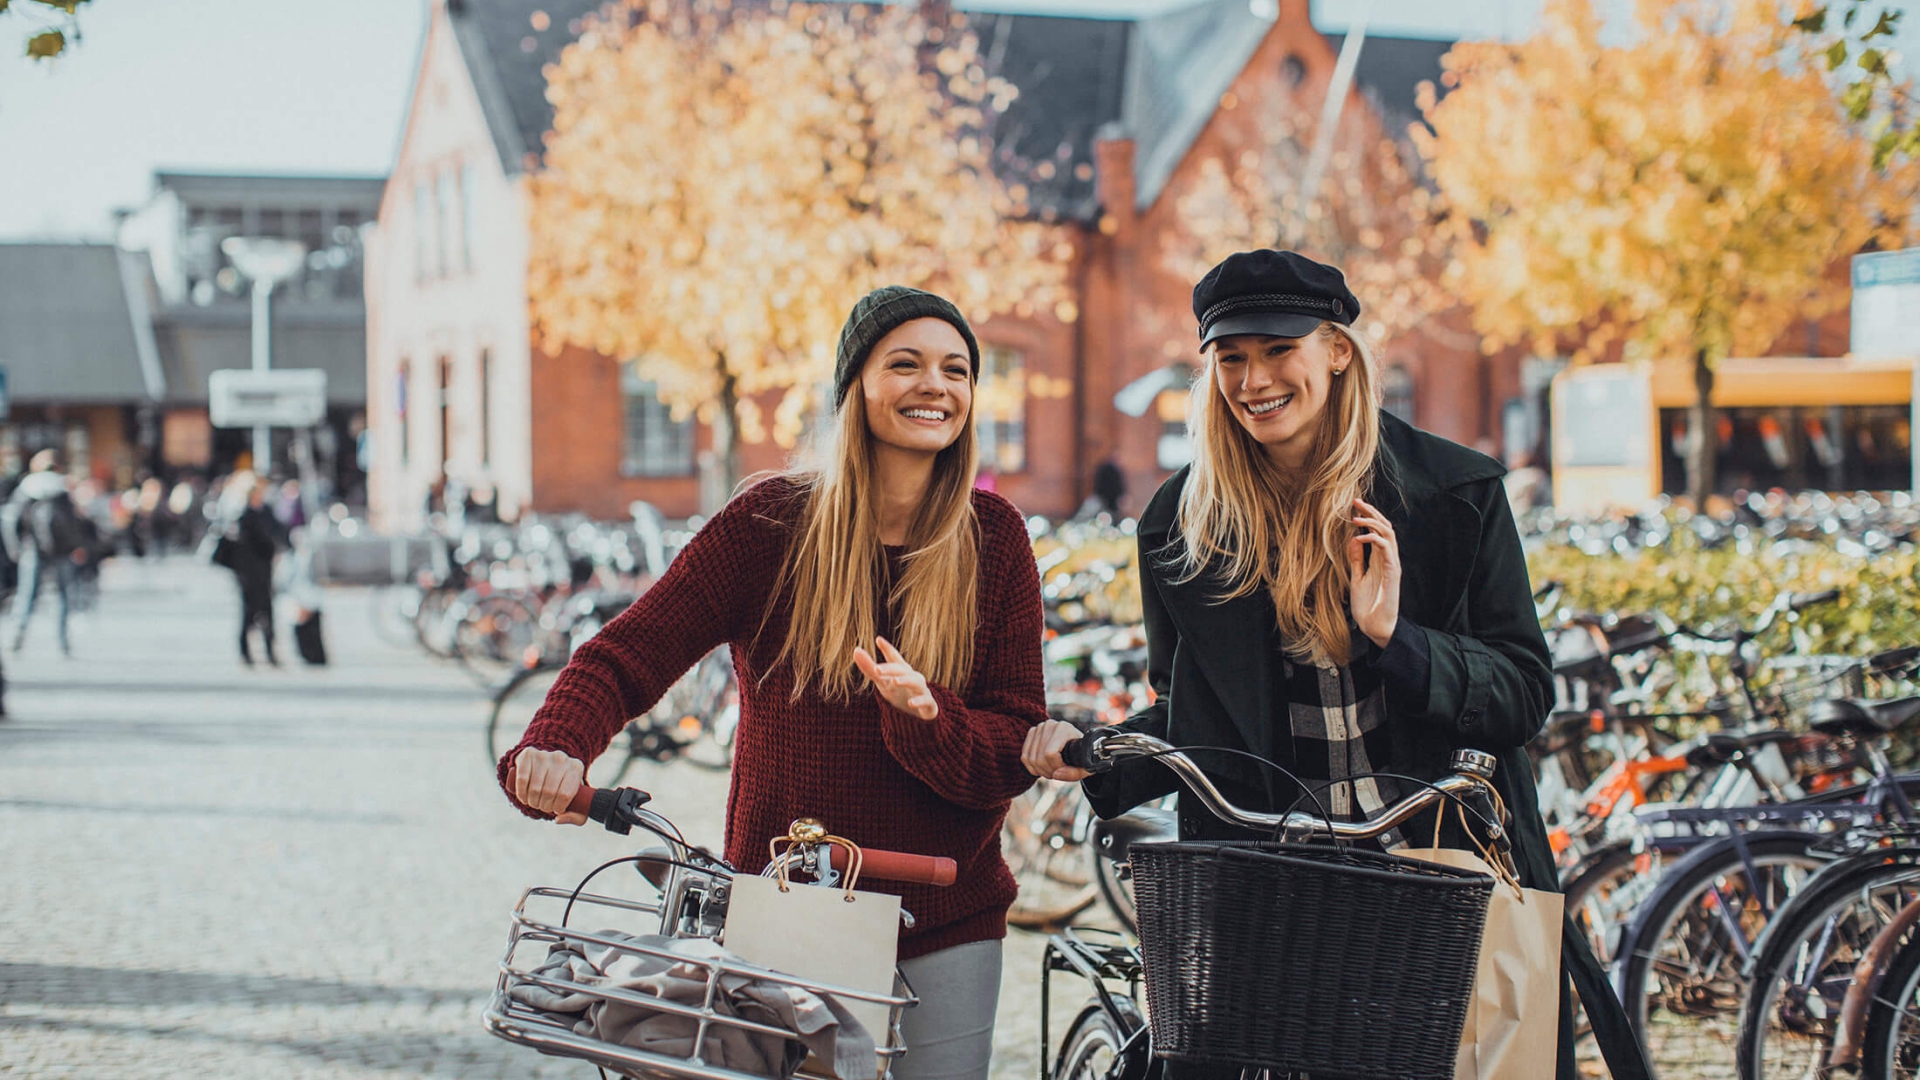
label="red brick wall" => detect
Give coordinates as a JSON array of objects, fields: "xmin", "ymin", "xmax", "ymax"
[
  {"xmin": 1065, "ymin": 0, "xmax": 1501, "ymax": 508},
  {"xmin": 528, "ymin": 343, "xmax": 796, "ymax": 521}
]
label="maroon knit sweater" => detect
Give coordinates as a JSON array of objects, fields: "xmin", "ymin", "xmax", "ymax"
[{"xmin": 498, "ymin": 477, "xmax": 1047, "ymax": 959}]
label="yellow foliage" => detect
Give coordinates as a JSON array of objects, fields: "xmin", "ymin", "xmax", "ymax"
[
  {"xmin": 1162, "ymin": 74, "xmax": 1460, "ymax": 351},
  {"xmin": 1415, "ymin": 0, "xmax": 1916, "ymax": 366},
  {"xmin": 528, "ymin": 0, "xmax": 1075, "ymax": 462}
]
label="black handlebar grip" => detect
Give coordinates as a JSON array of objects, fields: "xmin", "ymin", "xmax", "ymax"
[
  {"xmin": 1790, "ymin": 588, "xmax": 1841, "ymax": 611},
  {"xmin": 1061, "ymin": 728, "xmax": 1115, "ymax": 774},
  {"xmin": 588, "ymin": 787, "xmax": 629, "ymax": 834}
]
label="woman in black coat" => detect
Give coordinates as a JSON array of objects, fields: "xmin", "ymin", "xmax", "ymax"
[
  {"xmin": 1023, "ymin": 250, "xmax": 1651, "ymax": 1080},
  {"xmin": 228, "ymin": 478, "xmax": 288, "ymax": 666}
]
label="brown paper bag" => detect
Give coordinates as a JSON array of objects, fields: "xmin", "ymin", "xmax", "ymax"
[
  {"xmin": 1404, "ymin": 818, "xmax": 1563, "ymax": 1080},
  {"xmin": 723, "ymin": 846, "xmax": 901, "ymax": 1076}
]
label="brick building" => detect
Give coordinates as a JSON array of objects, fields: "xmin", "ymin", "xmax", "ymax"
[{"xmin": 367, "ymin": 0, "xmax": 1495, "ymax": 529}]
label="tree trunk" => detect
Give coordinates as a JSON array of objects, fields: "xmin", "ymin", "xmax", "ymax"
[
  {"xmin": 1686, "ymin": 346, "xmax": 1716, "ymax": 510},
  {"xmin": 697, "ymin": 360, "xmax": 742, "ymax": 516}
]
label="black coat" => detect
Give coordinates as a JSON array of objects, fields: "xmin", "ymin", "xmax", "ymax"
[{"xmin": 1084, "ymin": 411, "xmax": 1652, "ymax": 1080}]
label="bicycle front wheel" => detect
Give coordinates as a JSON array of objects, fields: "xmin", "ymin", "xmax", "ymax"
[
  {"xmin": 1053, "ymin": 997, "xmax": 1145, "ymax": 1080},
  {"xmin": 1863, "ymin": 919, "xmax": 1920, "ymax": 1079},
  {"xmin": 486, "ymin": 664, "xmax": 635, "ymax": 789},
  {"xmin": 1615, "ymin": 831, "xmax": 1825, "ymax": 1077},
  {"xmin": 1740, "ymin": 855, "xmax": 1920, "ymax": 1079},
  {"xmin": 1003, "ymin": 780, "xmax": 1097, "ymax": 928}
]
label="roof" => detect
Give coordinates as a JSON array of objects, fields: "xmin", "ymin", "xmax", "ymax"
[
  {"xmin": 969, "ymin": 12, "xmax": 1131, "ymax": 221},
  {"xmin": 1323, "ymin": 33, "xmax": 1455, "ymax": 130},
  {"xmin": 153, "ymin": 172, "xmax": 387, "ymax": 210},
  {"xmin": 153, "ymin": 308, "xmax": 368, "ymax": 407},
  {"xmin": 446, "ymin": 0, "xmax": 608, "ymax": 176},
  {"xmin": 436, "ymin": 0, "xmax": 1453, "ymax": 220},
  {"xmin": 1123, "ymin": 0, "xmax": 1276, "ymax": 213},
  {"xmin": 0, "ymin": 244, "xmax": 164, "ymax": 405}
]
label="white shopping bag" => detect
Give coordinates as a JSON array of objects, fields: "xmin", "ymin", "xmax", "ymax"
[
  {"xmin": 724, "ymin": 830, "xmax": 902, "ymax": 1077},
  {"xmin": 1403, "ymin": 808, "xmax": 1563, "ymax": 1080}
]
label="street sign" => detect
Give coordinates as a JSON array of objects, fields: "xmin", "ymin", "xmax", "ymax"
[
  {"xmin": 1853, "ymin": 248, "xmax": 1920, "ymax": 360},
  {"xmin": 209, "ymin": 369, "xmax": 328, "ymax": 428}
]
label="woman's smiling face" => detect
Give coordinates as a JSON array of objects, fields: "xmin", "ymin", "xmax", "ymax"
[
  {"xmin": 860, "ymin": 317, "xmax": 974, "ymax": 456},
  {"xmin": 1211, "ymin": 327, "xmax": 1347, "ymax": 464}
]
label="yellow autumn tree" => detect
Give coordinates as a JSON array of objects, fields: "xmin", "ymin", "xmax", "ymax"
[
  {"xmin": 529, "ymin": 0, "xmax": 1075, "ymax": 493},
  {"xmin": 1415, "ymin": 0, "xmax": 1915, "ymax": 506},
  {"xmin": 1163, "ymin": 80, "xmax": 1460, "ymax": 356}
]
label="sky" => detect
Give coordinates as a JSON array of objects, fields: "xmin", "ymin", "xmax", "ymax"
[{"xmin": 0, "ymin": 0, "xmax": 1910, "ymax": 240}]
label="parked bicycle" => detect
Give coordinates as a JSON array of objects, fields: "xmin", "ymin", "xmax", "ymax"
[
  {"xmin": 1041, "ymin": 727, "xmax": 1515, "ymax": 1080},
  {"xmin": 485, "ymin": 778, "xmax": 953, "ymax": 1080}
]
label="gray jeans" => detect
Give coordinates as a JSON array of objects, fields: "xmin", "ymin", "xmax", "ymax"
[{"xmin": 894, "ymin": 939, "xmax": 1002, "ymax": 1080}]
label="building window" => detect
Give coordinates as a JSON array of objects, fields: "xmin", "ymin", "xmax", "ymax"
[
  {"xmin": 413, "ymin": 184, "xmax": 433, "ymax": 283},
  {"xmin": 478, "ymin": 349, "xmax": 492, "ymax": 468},
  {"xmin": 1383, "ymin": 365, "xmax": 1415, "ymax": 422},
  {"xmin": 436, "ymin": 170, "xmax": 459, "ymax": 277},
  {"xmin": 397, "ymin": 360, "xmax": 411, "ymax": 466},
  {"xmin": 976, "ymin": 345, "xmax": 1026, "ymax": 473},
  {"xmin": 621, "ymin": 370, "xmax": 694, "ymax": 477},
  {"xmin": 460, "ymin": 164, "xmax": 478, "ymax": 272}
]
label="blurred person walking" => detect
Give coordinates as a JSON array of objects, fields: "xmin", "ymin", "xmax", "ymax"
[
  {"xmin": 2, "ymin": 451, "xmax": 91, "ymax": 657},
  {"xmin": 215, "ymin": 474, "xmax": 289, "ymax": 667}
]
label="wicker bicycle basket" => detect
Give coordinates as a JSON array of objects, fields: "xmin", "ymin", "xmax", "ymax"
[{"xmin": 1128, "ymin": 841, "xmax": 1495, "ymax": 1080}]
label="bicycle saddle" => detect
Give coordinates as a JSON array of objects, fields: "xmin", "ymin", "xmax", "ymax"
[
  {"xmin": 1684, "ymin": 729, "xmax": 1799, "ymax": 768},
  {"xmin": 1093, "ymin": 807, "xmax": 1177, "ymax": 863},
  {"xmin": 1808, "ymin": 696, "xmax": 1920, "ymax": 739}
]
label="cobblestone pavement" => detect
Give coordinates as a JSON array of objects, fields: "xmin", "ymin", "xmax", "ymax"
[
  {"xmin": 0, "ymin": 557, "xmax": 1076, "ymax": 1079},
  {"xmin": 14, "ymin": 558, "xmax": 1719, "ymax": 1079}
]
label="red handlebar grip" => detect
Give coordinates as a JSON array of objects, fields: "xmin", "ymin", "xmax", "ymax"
[
  {"xmin": 828, "ymin": 845, "xmax": 957, "ymax": 886},
  {"xmin": 566, "ymin": 785, "xmax": 595, "ymax": 818}
]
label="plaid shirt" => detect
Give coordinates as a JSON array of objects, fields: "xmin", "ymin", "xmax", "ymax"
[{"xmin": 1272, "ymin": 619, "xmax": 1432, "ymax": 825}]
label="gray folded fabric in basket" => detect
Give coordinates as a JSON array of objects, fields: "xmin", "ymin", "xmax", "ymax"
[{"xmin": 508, "ymin": 930, "xmax": 877, "ymax": 1080}]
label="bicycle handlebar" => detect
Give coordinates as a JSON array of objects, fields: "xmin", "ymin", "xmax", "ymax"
[
  {"xmin": 563, "ymin": 784, "xmax": 957, "ymax": 886},
  {"xmin": 1062, "ymin": 730, "xmax": 1515, "ymax": 872}
]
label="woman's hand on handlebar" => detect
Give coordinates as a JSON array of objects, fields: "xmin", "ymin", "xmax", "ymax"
[
  {"xmin": 512, "ymin": 747, "xmax": 589, "ymax": 825},
  {"xmin": 1022, "ymin": 720, "xmax": 1091, "ymax": 782}
]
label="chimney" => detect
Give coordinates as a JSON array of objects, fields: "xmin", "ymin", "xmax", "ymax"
[{"xmin": 1093, "ymin": 125, "xmax": 1137, "ymax": 239}]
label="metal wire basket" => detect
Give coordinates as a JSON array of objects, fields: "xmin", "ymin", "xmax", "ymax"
[{"xmin": 483, "ymin": 882, "xmax": 914, "ymax": 1080}]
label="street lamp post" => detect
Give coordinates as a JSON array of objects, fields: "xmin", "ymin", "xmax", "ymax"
[{"xmin": 220, "ymin": 237, "xmax": 308, "ymax": 474}]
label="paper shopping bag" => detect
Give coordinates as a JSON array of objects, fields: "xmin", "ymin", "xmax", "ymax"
[
  {"xmin": 1402, "ymin": 840, "xmax": 1563, "ymax": 1080},
  {"xmin": 724, "ymin": 868, "xmax": 901, "ymax": 1074}
]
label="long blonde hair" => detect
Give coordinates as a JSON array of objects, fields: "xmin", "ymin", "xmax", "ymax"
[
  {"xmin": 764, "ymin": 383, "xmax": 981, "ymax": 701},
  {"xmin": 1174, "ymin": 321, "xmax": 1382, "ymax": 665}
]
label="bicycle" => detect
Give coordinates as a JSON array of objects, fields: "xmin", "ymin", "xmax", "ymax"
[
  {"xmin": 487, "ymin": 644, "xmax": 739, "ymax": 788},
  {"xmin": 485, "ymin": 778, "xmax": 954, "ymax": 1080},
  {"xmin": 1041, "ymin": 728, "xmax": 1517, "ymax": 1080}
]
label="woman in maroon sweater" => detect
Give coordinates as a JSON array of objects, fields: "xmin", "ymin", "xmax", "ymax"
[{"xmin": 501, "ymin": 286, "xmax": 1046, "ymax": 1080}]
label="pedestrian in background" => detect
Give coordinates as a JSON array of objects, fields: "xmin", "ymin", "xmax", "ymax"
[
  {"xmin": 217, "ymin": 473, "xmax": 289, "ymax": 667},
  {"xmin": 2, "ymin": 451, "xmax": 91, "ymax": 657}
]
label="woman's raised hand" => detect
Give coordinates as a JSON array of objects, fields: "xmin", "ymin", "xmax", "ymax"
[
  {"xmin": 853, "ymin": 636, "xmax": 939, "ymax": 720},
  {"xmin": 1347, "ymin": 497, "xmax": 1402, "ymax": 649},
  {"xmin": 512, "ymin": 747, "xmax": 589, "ymax": 825}
]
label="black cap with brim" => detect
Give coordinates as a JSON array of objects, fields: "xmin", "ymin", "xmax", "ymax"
[{"xmin": 1199, "ymin": 310, "xmax": 1328, "ymax": 347}]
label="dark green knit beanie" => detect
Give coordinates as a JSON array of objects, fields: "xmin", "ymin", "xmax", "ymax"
[{"xmin": 833, "ymin": 286, "xmax": 981, "ymax": 408}]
